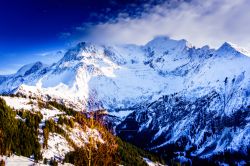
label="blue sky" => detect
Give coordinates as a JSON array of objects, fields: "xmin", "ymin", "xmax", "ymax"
[
  {"xmin": 0, "ymin": 0, "xmax": 169, "ymax": 74},
  {"xmin": 1, "ymin": 0, "xmax": 250, "ymax": 74}
]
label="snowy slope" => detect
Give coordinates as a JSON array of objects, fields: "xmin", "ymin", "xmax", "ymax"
[{"xmin": 2, "ymin": 155, "xmax": 73, "ymax": 166}]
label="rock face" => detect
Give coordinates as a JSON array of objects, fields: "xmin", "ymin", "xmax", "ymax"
[
  {"xmin": 117, "ymin": 91, "xmax": 250, "ymax": 158},
  {"xmin": 1, "ymin": 36, "xmax": 250, "ymax": 162}
]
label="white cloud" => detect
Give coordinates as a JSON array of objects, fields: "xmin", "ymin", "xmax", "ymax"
[
  {"xmin": 0, "ymin": 69, "xmax": 17, "ymax": 75},
  {"xmin": 82, "ymin": 0, "xmax": 250, "ymax": 50}
]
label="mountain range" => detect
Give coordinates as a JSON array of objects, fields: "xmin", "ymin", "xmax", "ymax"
[{"xmin": 1, "ymin": 36, "xmax": 250, "ymax": 165}]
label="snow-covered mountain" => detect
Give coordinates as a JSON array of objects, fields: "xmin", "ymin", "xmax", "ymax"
[
  {"xmin": 2, "ymin": 36, "xmax": 249, "ymax": 110},
  {"xmin": 1, "ymin": 36, "xmax": 250, "ymax": 163}
]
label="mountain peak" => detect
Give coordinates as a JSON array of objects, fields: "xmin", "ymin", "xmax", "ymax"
[
  {"xmin": 16, "ymin": 61, "xmax": 45, "ymax": 76},
  {"xmin": 61, "ymin": 41, "xmax": 101, "ymax": 62},
  {"xmin": 76, "ymin": 41, "xmax": 94, "ymax": 49},
  {"xmin": 219, "ymin": 42, "xmax": 237, "ymax": 50},
  {"xmin": 217, "ymin": 42, "xmax": 250, "ymax": 57}
]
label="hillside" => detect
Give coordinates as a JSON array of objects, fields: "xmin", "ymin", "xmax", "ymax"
[{"xmin": 0, "ymin": 96, "xmax": 164, "ymax": 165}]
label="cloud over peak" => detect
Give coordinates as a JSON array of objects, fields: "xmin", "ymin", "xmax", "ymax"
[{"xmin": 80, "ymin": 0, "xmax": 250, "ymax": 50}]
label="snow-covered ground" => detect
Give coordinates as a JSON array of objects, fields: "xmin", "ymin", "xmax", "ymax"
[
  {"xmin": 1, "ymin": 155, "xmax": 74, "ymax": 166},
  {"xmin": 109, "ymin": 110, "xmax": 134, "ymax": 119},
  {"xmin": 143, "ymin": 158, "xmax": 165, "ymax": 166},
  {"xmin": 2, "ymin": 155, "xmax": 37, "ymax": 166},
  {"xmin": 2, "ymin": 96, "xmax": 37, "ymax": 111},
  {"xmin": 42, "ymin": 133, "xmax": 74, "ymax": 160}
]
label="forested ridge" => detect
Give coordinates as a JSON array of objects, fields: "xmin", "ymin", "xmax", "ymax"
[
  {"xmin": 0, "ymin": 98, "xmax": 42, "ymax": 160},
  {"xmin": 0, "ymin": 97, "xmax": 164, "ymax": 166}
]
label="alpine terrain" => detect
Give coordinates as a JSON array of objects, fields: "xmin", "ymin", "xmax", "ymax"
[{"xmin": 1, "ymin": 36, "xmax": 250, "ymax": 165}]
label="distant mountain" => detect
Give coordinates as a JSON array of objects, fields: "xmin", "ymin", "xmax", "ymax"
[{"xmin": 1, "ymin": 36, "xmax": 250, "ymax": 164}]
